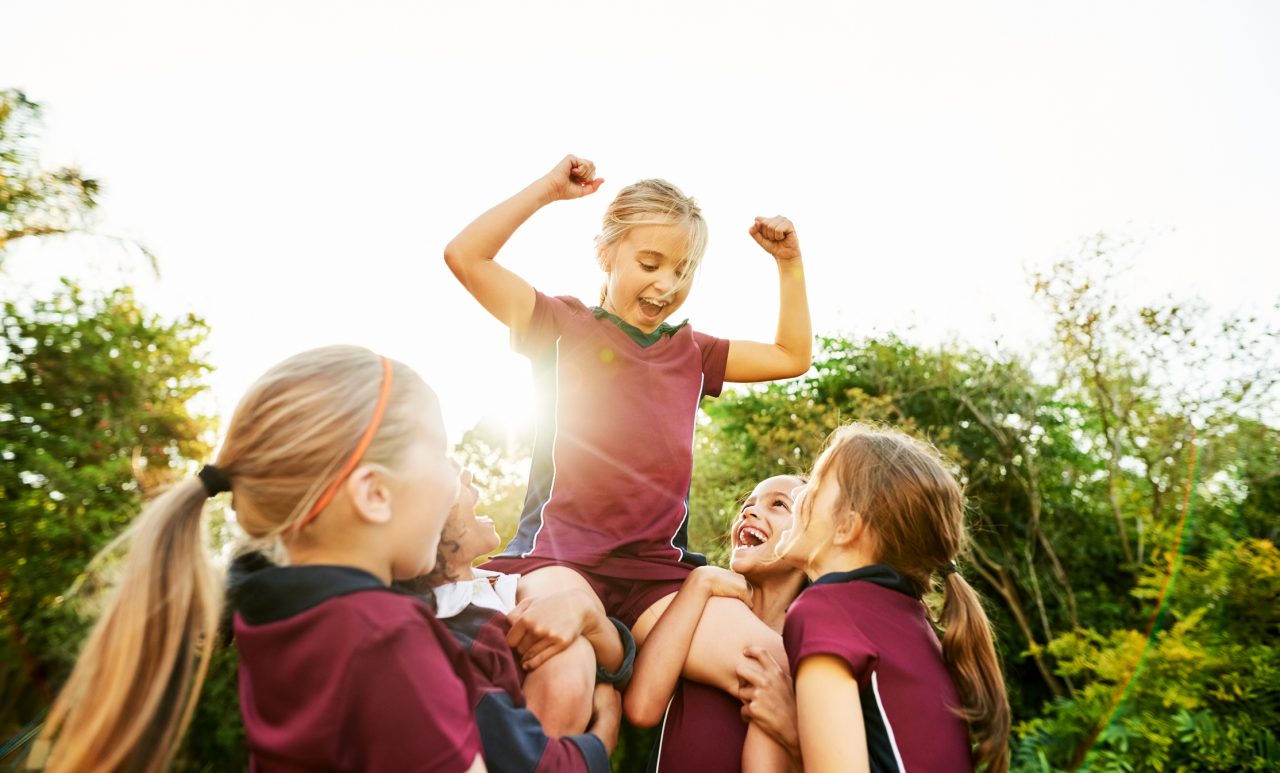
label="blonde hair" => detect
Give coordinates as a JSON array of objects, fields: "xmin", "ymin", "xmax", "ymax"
[
  {"xmin": 802, "ymin": 423, "xmax": 1011, "ymax": 773},
  {"xmin": 35, "ymin": 345, "xmax": 440, "ymax": 772},
  {"xmin": 597, "ymin": 178, "xmax": 708, "ymax": 305}
]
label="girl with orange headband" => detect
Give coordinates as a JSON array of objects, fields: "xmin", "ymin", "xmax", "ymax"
[{"xmin": 33, "ymin": 346, "xmax": 488, "ymax": 772}]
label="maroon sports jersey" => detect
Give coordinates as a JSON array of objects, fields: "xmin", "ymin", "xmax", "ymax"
[
  {"xmin": 495, "ymin": 292, "xmax": 729, "ymax": 574},
  {"xmin": 231, "ymin": 565, "xmax": 483, "ymax": 772},
  {"xmin": 649, "ymin": 679, "xmax": 747, "ymax": 773},
  {"xmin": 783, "ymin": 565, "xmax": 973, "ymax": 773}
]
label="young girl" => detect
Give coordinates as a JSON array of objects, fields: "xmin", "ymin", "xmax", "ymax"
[
  {"xmin": 32, "ymin": 346, "xmax": 485, "ymax": 773},
  {"xmin": 444, "ymin": 155, "xmax": 811, "ymax": 695},
  {"xmin": 777, "ymin": 423, "xmax": 1011, "ymax": 773},
  {"xmin": 400, "ymin": 468, "xmax": 626, "ymax": 772},
  {"xmin": 624, "ymin": 474, "xmax": 808, "ymax": 773}
]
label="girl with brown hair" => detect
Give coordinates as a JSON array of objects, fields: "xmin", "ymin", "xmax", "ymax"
[
  {"xmin": 32, "ymin": 345, "xmax": 486, "ymax": 772},
  {"xmin": 776, "ymin": 423, "xmax": 1010, "ymax": 773}
]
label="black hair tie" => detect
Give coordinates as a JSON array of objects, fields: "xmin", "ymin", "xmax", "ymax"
[
  {"xmin": 198, "ymin": 465, "xmax": 232, "ymax": 498},
  {"xmin": 941, "ymin": 560, "xmax": 959, "ymax": 578}
]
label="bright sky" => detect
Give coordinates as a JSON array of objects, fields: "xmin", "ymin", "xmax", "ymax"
[{"xmin": 3, "ymin": 0, "xmax": 1277, "ymax": 441}]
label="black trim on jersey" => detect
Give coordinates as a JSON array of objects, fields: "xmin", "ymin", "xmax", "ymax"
[
  {"xmin": 229, "ymin": 561, "xmax": 401, "ymax": 625},
  {"xmin": 589, "ymin": 306, "xmax": 688, "ymax": 347},
  {"xmin": 809, "ymin": 564, "xmax": 916, "ymax": 599},
  {"xmin": 860, "ymin": 679, "xmax": 904, "ymax": 773}
]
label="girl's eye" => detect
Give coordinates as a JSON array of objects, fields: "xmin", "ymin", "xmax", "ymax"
[
  {"xmin": 773, "ymin": 498, "xmax": 790, "ymax": 511},
  {"xmin": 640, "ymin": 262, "xmax": 658, "ymax": 272}
]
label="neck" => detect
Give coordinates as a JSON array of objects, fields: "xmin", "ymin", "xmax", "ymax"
[
  {"xmin": 749, "ymin": 571, "xmax": 809, "ymax": 631},
  {"xmin": 806, "ymin": 545, "xmax": 877, "ymax": 583},
  {"xmin": 445, "ymin": 559, "xmax": 478, "ymax": 581},
  {"xmin": 286, "ymin": 544, "xmax": 392, "ymax": 585}
]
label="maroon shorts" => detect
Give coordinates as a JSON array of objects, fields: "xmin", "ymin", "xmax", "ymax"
[{"xmin": 481, "ymin": 556, "xmax": 690, "ymax": 629}]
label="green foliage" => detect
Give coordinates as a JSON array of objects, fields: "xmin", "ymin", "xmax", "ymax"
[
  {"xmin": 1013, "ymin": 540, "xmax": 1280, "ymax": 771},
  {"xmin": 0, "ymin": 280, "xmax": 214, "ymax": 741},
  {"xmin": 453, "ymin": 417, "xmax": 534, "ymax": 550},
  {"xmin": 0, "ymin": 90, "xmax": 99, "ymax": 264},
  {"xmin": 175, "ymin": 646, "xmax": 247, "ymax": 772}
]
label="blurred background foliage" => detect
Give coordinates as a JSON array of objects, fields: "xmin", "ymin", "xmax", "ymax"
[{"xmin": 3, "ymin": 89, "xmax": 1278, "ymax": 771}]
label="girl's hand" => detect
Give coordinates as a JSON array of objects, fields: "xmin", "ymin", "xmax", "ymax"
[
  {"xmin": 737, "ymin": 645, "xmax": 801, "ymax": 757},
  {"xmin": 749, "ymin": 216, "xmax": 801, "ymax": 263},
  {"xmin": 688, "ymin": 565, "xmax": 753, "ymax": 606},
  {"xmin": 506, "ymin": 588, "xmax": 600, "ymax": 670},
  {"xmin": 540, "ymin": 154, "xmax": 605, "ymax": 202}
]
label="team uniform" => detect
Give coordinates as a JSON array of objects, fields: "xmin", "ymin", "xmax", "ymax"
[
  {"xmin": 647, "ymin": 679, "xmax": 746, "ymax": 773},
  {"xmin": 484, "ymin": 292, "xmax": 731, "ymax": 627},
  {"xmin": 229, "ymin": 564, "xmax": 483, "ymax": 773},
  {"xmin": 440, "ymin": 603, "xmax": 613, "ymax": 773},
  {"xmin": 783, "ymin": 564, "xmax": 973, "ymax": 773}
]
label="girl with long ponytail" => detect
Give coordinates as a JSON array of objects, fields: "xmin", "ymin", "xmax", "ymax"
[
  {"xmin": 775, "ymin": 423, "xmax": 1010, "ymax": 773},
  {"xmin": 33, "ymin": 345, "xmax": 486, "ymax": 772}
]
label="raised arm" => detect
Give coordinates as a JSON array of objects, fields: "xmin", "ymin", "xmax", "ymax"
[
  {"xmin": 444, "ymin": 155, "xmax": 604, "ymax": 339},
  {"xmin": 623, "ymin": 566, "xmax": 751, "ymax": 727},
  {"xmin": 724, "ymin": 216, "xmax": 812, "ymax": 383}
]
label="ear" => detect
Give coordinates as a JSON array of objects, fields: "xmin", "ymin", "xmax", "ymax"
[
  {"xmin": 345, "ymin": 465, "xmax": 393, "ymax": 526},
  {"xmin": 831, "ymin": 510, "xmax": 867, "ymax": 547}
]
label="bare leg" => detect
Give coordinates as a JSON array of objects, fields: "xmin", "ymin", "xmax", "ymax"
[
  {"xmin": 524, "ymin": 636, "xmax": 595, "ymax": 736},
  {"xmin": 514, "ymin": 566, "xmax": 600, "ymax": 736},
  {"xmin": 631, "ymin": 591, "xmax": 675, "ymax": 647}
]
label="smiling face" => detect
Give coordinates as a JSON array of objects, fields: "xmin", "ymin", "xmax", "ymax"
[
  {"xmin": 775, "ymin": 467, "xmax": 845, "ymax": 576},
  {"xmin": 729, "ymin": 475, "xmax": 806, "ymax": 578},
  {"xmin": 446, "ymin": 468, "xmax": 502, "ymax": 566},
  {"xmin": 599, "ymin": 221, "xmax": 696, "ymax": 333}
]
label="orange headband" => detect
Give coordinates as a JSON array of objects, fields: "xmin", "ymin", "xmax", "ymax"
[{"xmin": 295, "ymin": 356, "xmax": 394, "ymax": 530}]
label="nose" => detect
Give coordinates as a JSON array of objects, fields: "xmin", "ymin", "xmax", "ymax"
[{"xmin": 652, "ymin": 267, "xmax": 679, "ymax": 295}]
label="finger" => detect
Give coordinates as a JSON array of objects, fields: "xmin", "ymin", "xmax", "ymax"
[
  {"xmin": 744, "ymin": 645, "xmax": 787, "ymax": 679},
  {"xmin": 740, "ymin": 705, "xmax": 753, "ymax": 722},
  {"xmin": 522, "ymin": 637, "xmax": 571, "ymax": 671},
  {"xmin": 750, "ymin": 229, "xmax": 770, "ymax": 251},
  {"xmin": 736, "ymin": 657, "xmax": 768, "ymax": 686},
  {"xmin": 506, "ymin": 613, "xmax": 529, "ymax": 647}
]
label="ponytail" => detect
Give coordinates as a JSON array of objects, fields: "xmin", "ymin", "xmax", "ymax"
[
  {"xmin": 940, "ymin": 571, "xmax": 1010, "ymax": 773},
  {"xmin": 35, "ymin": 477, "xmax": 221, "ymax": 773}
]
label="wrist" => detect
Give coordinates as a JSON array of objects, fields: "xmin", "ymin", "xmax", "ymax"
[
  {"xmin": 686, "ymin": 567, "xmax": 716, "ymax": 596},
  {"xmin": 528, "ymin": 176, "xmax": 561, "ymax": 207}
]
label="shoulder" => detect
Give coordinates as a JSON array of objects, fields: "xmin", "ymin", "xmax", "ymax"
[
  {"xmin": 540, "ymin": 292, "xmax": 591, "ymax": 317},
  {"xmin": 784, "ymin": 585, "xmax": 879, "ymax": 677}
]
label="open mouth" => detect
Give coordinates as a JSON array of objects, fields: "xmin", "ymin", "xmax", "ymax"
[
  {"xmin": 639, "ymin": 297, "xmax": 668, "ymax": 317},
  {"xmin": 734, "ymin": 523, "xmax": 769, "ymax": 549}
]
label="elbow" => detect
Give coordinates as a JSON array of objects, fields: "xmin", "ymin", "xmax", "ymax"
[
  {"xmin": 622, "ymin": 691, "xmax": 664, "ymax": 728},
  {"xmin": 443, "ymin": 243, "xmax": 465, "ymax": 278},
  {"xmin": 784, "ymin": 351, "xmax": 813, "ymax": 379}
]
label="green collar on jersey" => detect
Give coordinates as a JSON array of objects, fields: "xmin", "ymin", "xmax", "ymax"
[{"xmin": 590, "ymin": 306, "xmax": 688, "ymax": 347}]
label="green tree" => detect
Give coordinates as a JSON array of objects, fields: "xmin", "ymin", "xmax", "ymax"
[
  {"xmin": 1014, "ymin": 540, "xmax": 1280, "ymax": 772},
  {"xmin": 689, "ymin": 243, "xmax": 1278, "ymax": 751},
  {"xmin": 0, "ymin": 281, "xmax": 215, "ymax": 742},
  {"xmin": 0, "ymin": 90, "xmax": 99, "ymax": 266}
]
